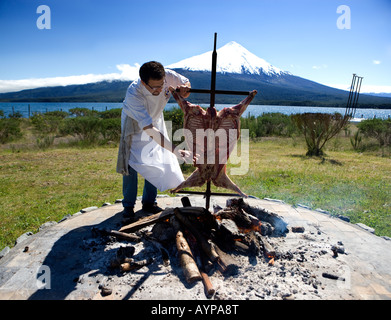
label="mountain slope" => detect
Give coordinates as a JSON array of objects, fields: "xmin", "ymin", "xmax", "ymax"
[
  {"xmin": 167, "ymin": 41, "xmax": 285, "ymax": 76},
  {"xmin": 170, "ymin": 69, "xmax": 391, "ymax": 107}
]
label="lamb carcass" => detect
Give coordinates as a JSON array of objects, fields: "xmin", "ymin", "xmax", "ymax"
[{"xmin": 169, "ymin": 87, "xmax": 257, "ymax": 197}]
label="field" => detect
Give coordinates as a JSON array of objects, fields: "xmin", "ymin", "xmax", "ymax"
[{"xmin": 1, "ymin": 124, "xmax": 390, "ymax": 250}]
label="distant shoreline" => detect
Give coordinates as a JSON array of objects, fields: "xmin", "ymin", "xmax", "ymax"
[{"xmin": 2, "ymin": 102, "xmax": 390, "ymax": 120}]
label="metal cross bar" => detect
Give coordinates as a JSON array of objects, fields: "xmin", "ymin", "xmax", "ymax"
[
  {"xmin": 175, "ymin": 190, "xmax": 241, "ymax": 197},
  {"xmin": 176, "ymin": 88, "xmax": 250, "ymax": 95}
]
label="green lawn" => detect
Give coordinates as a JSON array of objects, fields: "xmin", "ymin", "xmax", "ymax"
[{"xmin": 1, "ymin": 135, "xmax": 391, "ymax": 250}]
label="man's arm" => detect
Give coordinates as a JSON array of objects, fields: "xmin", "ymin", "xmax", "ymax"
[
  {"xmin": 177, "ymin": 81, "xmax": 191, "ymax": 99},
  {"xmin": 143, "ymin": 81, "xmax": 193, "ymax": 161},
  {"xmin": 143, "ymin": 124, "xmax": 195, "ymax": 163}
]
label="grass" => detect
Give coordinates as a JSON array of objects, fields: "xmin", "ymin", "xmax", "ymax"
[{"xmin": 1, "ymin": 129, "xmax": 391, "ymax": 250}]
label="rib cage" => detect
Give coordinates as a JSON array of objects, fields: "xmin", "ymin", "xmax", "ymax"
[{"xmin": 169, "ymin": 87, "xmax": 257, "ymax": 197}]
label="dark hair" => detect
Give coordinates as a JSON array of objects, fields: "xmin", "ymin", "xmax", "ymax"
[{"xmin": 139, "ymin": 61, "xmax": 165, "ymax": 84}]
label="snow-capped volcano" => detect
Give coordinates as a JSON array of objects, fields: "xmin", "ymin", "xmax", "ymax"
[{"xmin": 167, "ymin": 41, "xmax": 286, "ymax": 76}]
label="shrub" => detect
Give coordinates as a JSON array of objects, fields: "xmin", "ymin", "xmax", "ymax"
[
  {"xmin": 99, "ymin": 108, "xmax": 122, "ymax": 119},
  {"xmin": 350, "ymin": 130, "xmax": 363, "ymax": 151},
  {"xmin": 241, "ymin": 112, "xmax": 298, "ymax": 138},
  {"xmin": 8, "ymin": 111, "xmax": 23, "ymax": 119},
  {"xmin": 101, "ymin": 118, "xmax": 121, "ymax": 142},
  {"xmin": 69, "ymin": 107, "xmax": 99, "ymax": 117},
  {"xmin": 60, "ymin": 116, "xmax": 102, "ymax": 143},
  {"xmin": 292, "ymin": 112, "xmax": 349, "ymax": 157},
  {"xmin": 357, "ymin": 118, "xmax": 391, "ymax": 147},
  {"xmin": 30, "ymin": 112, "xmax": 65, "ymax": 135},
  {"xmin": 0, "ymin": 118, "xmax": 23, "ymax": 144},
  {"xmin": 164, "ymin": 107, "xmax": 184, "ymax": 133},
  {"xmin": 44, "ymin": 110, "xmax": 69, "ymax": 118}
]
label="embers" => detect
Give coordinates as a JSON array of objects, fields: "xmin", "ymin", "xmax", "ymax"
[{"xmin": 112, "ymin": 197, "xmax": 288, "ymax": 298}]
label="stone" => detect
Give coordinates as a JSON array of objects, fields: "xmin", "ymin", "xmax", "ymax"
[
  {"xmin": 80, "ymin": 206, "xmax": 99, "ymax": 213},
  {"xmin": 58, "ymin": 214, "xmax": 72, "ymax": 223},
  {"xmin": 0, "ymin": 246, "xmax": 10, "ymax": 259},
  {"xmin": 355, "ymin": 223, "xmax": 375, "ymax": 234},
  {"xmin": 15, "ymin": 232, "xmax": 33, "ymax": 245},
  {"xmin": 337, "ymin": 215, "xmax": 350, "ymax": 222},
  {"xmin": 38, "ymin": 221, "xmax": 57, "ymax": 231}
]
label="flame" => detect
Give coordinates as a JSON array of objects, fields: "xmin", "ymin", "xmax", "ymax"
[{"xmin": 238, "ymin": 220, "xmax": 262, "ymax": 234}]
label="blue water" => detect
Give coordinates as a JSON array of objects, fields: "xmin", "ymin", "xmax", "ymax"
[{"xmin": 1, "ymin": 102, "xmax": 391, "ymax": 120}]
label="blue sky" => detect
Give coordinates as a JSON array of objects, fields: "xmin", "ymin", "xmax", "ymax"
[{"xmin": 0, "ymin": 0, "xmax": 390, "ymax": 93}]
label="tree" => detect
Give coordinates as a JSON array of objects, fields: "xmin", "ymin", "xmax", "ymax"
[{"xmin": 292, "ymin": 112, "xmax": 349, "ymax": 156}]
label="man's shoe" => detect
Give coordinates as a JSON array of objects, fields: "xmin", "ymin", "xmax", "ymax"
[
  {"xmin": 122, "ymin": 207, "xmax": 135, "ymax": 218},
  {"xmin": 142, "ymin": 203, "xmax": 163, "ymax": 214}
]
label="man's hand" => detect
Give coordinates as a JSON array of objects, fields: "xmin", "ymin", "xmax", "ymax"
[
  {"xmin": 176, "ymin": 82, "xmax": 191, "ymax": 98},
  {"xmin": 174, "ymin": 149, "xmax": 198, "ymax": 164}
]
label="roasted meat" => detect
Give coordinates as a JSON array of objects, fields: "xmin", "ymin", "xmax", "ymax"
[{"xmin": 169, "ymin": 87, "xmax": 257, "ymax": 197}]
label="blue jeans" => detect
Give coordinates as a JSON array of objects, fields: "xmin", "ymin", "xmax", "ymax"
[{"xmin": 122, "ymin": 165, "xmax": 157, "ymax": 209}]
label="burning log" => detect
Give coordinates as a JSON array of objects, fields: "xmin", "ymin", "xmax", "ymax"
[
  {"xmin": 171, "ymin": 218, "xmax": 202, "ymax": 284},
  {"xmin": 185, "ymin": 230, "xmax": 215, "ymax": 297},
  {"xmin": 119, "ymin": 207, "xmax": 207, "ymax": 233},
  {"xmin": 174, "ymin": 208, "xmax": 219, "ymax": 263},
  {"xmin": 174, "ymin": 208, "xmax": 239, "ymax": 275},
  {"xmin": 260, "ymin": 236, "xmax": 276, "ymax": 258},
  {"xmin": 110, "ymin": 245, "xmax": 137, "ymax": 270},
  {"xmin": 93, "ymin": 228, "xmax": 141, "ymax": 242},
  {"xmin": 227, "ymin": 198, "xmax": 288, "ymax": 235},
  {"xmin": 120, "ymin": 258, "xmax": 154, "ymax": 272}
]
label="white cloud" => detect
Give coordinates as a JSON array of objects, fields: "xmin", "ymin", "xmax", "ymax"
[
  {"xmin": 372, "ymin": 60, "xmax": 381, "ymax": 65},
  {"xmin": 312, "ymin": 64, "xmax": 328, "ymax": 70},
  {"xmin": 0, "ymin": 63, "xmax": 140, "ymax": 94},
  {"xmin": 326, "ymin": 83, "xmax": 391, "ymax": 94}
]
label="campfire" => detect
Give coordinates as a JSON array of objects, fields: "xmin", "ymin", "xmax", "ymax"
[{"xmin": 94, "ymin": 197, "xmax": 288, "ymax": 298}]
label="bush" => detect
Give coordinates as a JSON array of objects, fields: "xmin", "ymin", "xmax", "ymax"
[
  {"xmin": 30, "ymin": 113, "xmax": 65, "ymax": 135},
  {"xmin": 101, "ymin": 118, "xmax": 121, "ymax": 142},
  {"xmin": 60, "ymin": 116, "xmax": 102, "ymax": 143},
  {"xmin": 44, "ymin": 110, "xmax": 69, "ymax": 118},
  {"xmin": 0, "ymin": 118, "xmax": 23, "ymax": 144},
  {"xmin": 69, "ymin": 107, "xmax": 99, "ymax": 117},
  {"xmin": 164, "ymin": 107, "xmax": 184, "ymax": 134},
  {"xmin": 357, "ymin": 118, "xmax": 391, "ymax": 147},
  {"xmin": 99, "ymin": 108, "xmax": 122, "ymax": 119},
  {"xmin": 241, "ymin": 112, "xmax": 298, "ymax": 139},
  {"xmin": 8, "ymin": 111, "xmax": 23, "ymax": 119},
  {"xmin": 292, "ymin": 112, "xmax": 349, "ymax": 157}
]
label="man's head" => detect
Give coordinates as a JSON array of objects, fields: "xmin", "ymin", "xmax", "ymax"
[{"xmin": 140, "ymin": 61, "xmax": 165, "ymax": 96}]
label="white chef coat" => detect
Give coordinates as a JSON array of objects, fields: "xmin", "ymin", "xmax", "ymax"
[{"xmin": 121, "ymin": 69, "xmax": 189, "ymax": 191}]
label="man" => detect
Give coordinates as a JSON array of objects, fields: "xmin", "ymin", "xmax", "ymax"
[{"xmin": 116, "ymin": 61, "xmax": 193, "ymax": 219}]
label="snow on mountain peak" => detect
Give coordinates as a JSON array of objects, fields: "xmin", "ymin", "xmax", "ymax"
[{"xmin": 167, "ymin": 41, "xmax": 284, "ymax": 76}]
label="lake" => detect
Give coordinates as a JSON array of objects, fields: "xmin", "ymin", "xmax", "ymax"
[{"xmin": 1, "ymin": 101, "xmax": 391, "ymax": 121}]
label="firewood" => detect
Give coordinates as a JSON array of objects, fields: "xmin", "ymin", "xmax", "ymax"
[
  {"xmin": 119, "ymin": 207, "xmax": 207, "ymax": 233},
  {"xmin": 174, "ymin": 208, "xmax": 219, "ymax": 262},
  {"xmin": 120, "ymin": 258, "xmax": 154, "ymax": 272},
  {"xmin": 214, "ymin": 244, "xmax": 239, "ymax": 276},
  {"xmin": 234, "ymin": 240, "xmax": 250, "ymax": 252},
  {"xmin": 175, "ymin": 230, "xmax": 202, "ymax": 283},
  {"xmin": 184, "ymin": 230, "xmax": 215, "ymax": 297},
  {"xmin": 92, "ymin": 227, "xmax": 141, "ymax": 242},
  {"xmin": 260, "ymin": 236, "xmax": 276, "ymax": 258},
  {"xmin": 228, "ymin": 198, "xmax": 288, "ymax": 235},
  {"xmin": 119, "ymin": 208, "xmax": 175, "ymax": 233},
  {"xmin": 143, "ymin": 233, "xmax": 170, "ymax": 267}
]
